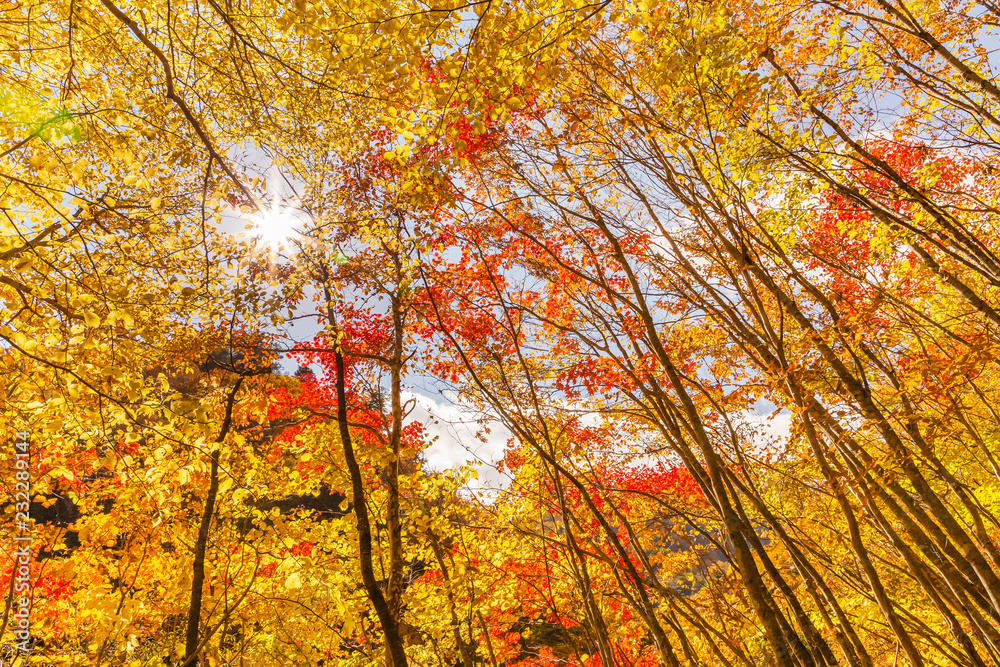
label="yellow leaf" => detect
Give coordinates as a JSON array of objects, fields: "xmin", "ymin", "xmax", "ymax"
[{"xmin": 284, "ymin": 572, "xmax": 302, "ymax": 589}]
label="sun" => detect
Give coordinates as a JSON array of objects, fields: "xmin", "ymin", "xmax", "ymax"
[{"xmin": 245, "ymin": 203, "xmax": 306, "ymax": 250}]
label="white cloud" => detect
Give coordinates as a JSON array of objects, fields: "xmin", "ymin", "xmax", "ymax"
[
  {"xmin": 741, "ymin": 407, "xmax": 793, "ymax": 451},
  {"xmin": 403, "ymin": 390, "xmax": 514, "ymax": 495}
]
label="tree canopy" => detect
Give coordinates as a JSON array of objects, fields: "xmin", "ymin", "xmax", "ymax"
[{"xmin": 4, "ymin": 0, "xmax": 1000, "ymax": 665}]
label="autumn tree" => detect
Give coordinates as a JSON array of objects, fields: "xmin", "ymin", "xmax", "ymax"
[{"xmin": 7, "ymin": 0, "xmax": 1000, "ymax": 665}]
